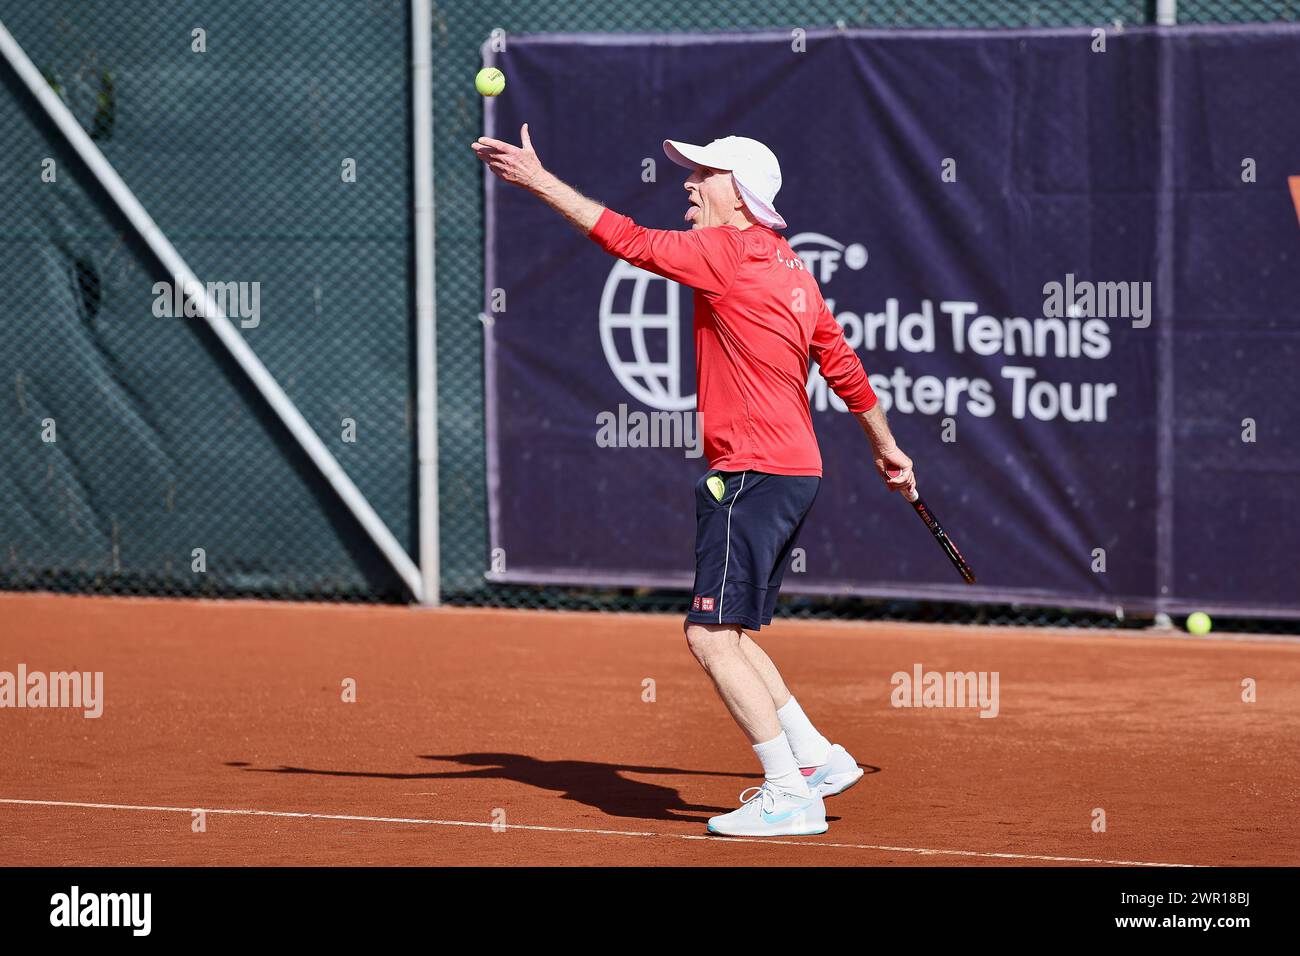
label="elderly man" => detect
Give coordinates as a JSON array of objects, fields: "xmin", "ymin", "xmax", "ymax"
[{"xmin": 473, "ymin": 125, "xmax": 917, "ymax": 837}]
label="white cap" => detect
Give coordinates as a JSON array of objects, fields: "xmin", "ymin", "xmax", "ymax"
[{"xmin": 662, "ymin": 136, "xmax": 786, "ymax": 230}]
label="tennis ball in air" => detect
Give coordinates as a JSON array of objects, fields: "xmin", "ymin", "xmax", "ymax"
[
  {"xmin": 1186, "ymin": 611, "xmax": 1212, "ymax": 635},
  {"xmin": 475, "ymin": 68, "xmax": 505, "ymax": 97}
]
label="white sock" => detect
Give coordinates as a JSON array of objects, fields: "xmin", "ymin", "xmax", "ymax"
[
  {"xmin": 752, "ymin": 732, "xmax": 810, "ymax": 796},
  {"xmin": 777, "ymin": 696, "xmax": 832, "ymax": 768}
]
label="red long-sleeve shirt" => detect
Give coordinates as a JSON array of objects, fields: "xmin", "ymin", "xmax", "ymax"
[{"xmin": 589, "ymin": 209, "xmax": 876, "ymax": 476}]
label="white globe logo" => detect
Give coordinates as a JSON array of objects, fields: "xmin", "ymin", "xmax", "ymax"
[{"xmin": 599, "ymin": 260, "xmax": 695, "ymax": 412}]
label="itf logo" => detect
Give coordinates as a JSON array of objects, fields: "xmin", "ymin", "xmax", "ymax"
[{"xmin": 598, "ymin": 234, "xmax": 867, "ymax": 411}]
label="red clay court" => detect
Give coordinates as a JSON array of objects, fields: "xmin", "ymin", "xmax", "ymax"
[{"xmin": 3, "ymin": 591, "xmax": 1297, "ymax": 867}]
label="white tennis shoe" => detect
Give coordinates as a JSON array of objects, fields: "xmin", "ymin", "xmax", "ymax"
[
  {"xmin": 801, "ymin": 744, "xmax": 865, "ymax": 797},
  {"xmin": 706, "ymin": 782, "xmax": 827, "ymax": 837}
]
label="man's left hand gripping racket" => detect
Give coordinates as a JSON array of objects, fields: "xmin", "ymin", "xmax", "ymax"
[{"xmin": 887, "ymin": 470, "xmax": 976, "ymax": 585}]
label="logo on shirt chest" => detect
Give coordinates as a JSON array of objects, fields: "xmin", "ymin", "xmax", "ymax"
[{"xmin": 775, "ymin": 249, "xmax": 806, "ymax": 271}]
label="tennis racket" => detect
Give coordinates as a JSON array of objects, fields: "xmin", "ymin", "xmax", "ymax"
[{"xmin": 887, "ymin": 470, "xmax": 976, "ymax": 585}]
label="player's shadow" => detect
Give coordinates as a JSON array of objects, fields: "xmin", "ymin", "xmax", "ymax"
[
  {"xmin": 231, "ymin": 752, "xmax": 875, "ymax": 823},
  {"xmin": 233, "ymin": 753, "xmax": 734, "ymax": 822}
]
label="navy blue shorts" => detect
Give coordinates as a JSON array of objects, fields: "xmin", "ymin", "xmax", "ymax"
[{"xmin": 686, "ymin": 469, "xmax": 820, "ymax": 631}]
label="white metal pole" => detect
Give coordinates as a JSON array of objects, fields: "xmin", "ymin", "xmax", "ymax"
[
  {"xmin": 1156, "ymin": 0, "xmax": 1177, "ymax": 26},
  {"xmin": 411, "ymin": 0, "xmax": 440, "ymax": 606},
  {"xmin": 0, "ymin": 17, "xmax": 425, "ymax": 602}
]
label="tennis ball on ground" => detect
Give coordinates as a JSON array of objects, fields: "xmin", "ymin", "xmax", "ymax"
[
  {"xmin": 1186, "ymin": 611, "xmax": 1212, "ymax": 635},
  {"xmin": 475, "ymin": 68, "xmax": 505, "ymax": 97}
]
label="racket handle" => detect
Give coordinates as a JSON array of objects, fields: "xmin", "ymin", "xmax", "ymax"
[{"xmin": 905, "ymin": 488, "xmax": 919, "ymax": 503}]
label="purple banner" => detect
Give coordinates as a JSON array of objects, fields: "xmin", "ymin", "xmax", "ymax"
[{"xmin": 484, "ymin": 26, "xmax": 1300, "ymax": 617}]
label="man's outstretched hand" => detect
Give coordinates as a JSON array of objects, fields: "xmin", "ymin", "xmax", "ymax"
[
  {"xmin": 470, "ymin": 122, "xmax": 604, "ymax": 234},
  {"xmin": 472, "ymin": 123, "xmax": 545, "ymax": 190}
]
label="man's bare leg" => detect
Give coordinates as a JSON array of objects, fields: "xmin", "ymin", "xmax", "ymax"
[
  {"xmin": 739, "ymin": 632, "xmax": 832, "ymax": 768},
  {"xmin": 683, "ymin": 621, "xmax": 808, "ymax": 795},
  {"xmin": 737, "ymin": 632, "xmax": 791, "ymax": 709},
  {"xmin": 684, "ymin": 622, "xmax": 780, "ymax": 742}
]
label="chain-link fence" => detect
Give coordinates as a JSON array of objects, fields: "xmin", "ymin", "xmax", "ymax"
[
  {"xmin": 1, "ymin": 1, "xmax": 414, "ymax": 600},
  {"xmin": 2, "ymin": 1, "xmax": 1297, "ymax": 630}
]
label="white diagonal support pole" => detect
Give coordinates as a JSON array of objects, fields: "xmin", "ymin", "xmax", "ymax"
[
  {"xmin": 412, "ymin": 0, "xmax": 440, "ymax": 605},
  {"xmin": 0, "ymin": 17, "xmax": 425, "ymax": 601}
]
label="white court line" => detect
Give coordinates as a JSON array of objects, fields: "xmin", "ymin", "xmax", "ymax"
[{"xmin": 0, "ymin": 798, "xmax": 1197, "ymax": 867}]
